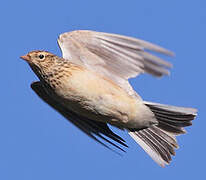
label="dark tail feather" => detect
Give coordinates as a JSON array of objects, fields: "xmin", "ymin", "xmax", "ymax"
[{"xmin": 129, "ymin": 101, "xmax": 197, "ymax": 167}]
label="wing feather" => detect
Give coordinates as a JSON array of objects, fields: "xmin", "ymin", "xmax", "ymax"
[{"xmin": 58, "ymin": 30, "xmax": 174, "ymax": 95}]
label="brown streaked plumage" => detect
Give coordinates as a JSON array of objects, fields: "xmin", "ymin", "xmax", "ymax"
[{"xmin": 21, "ymin": 30, "xmax": 197, "ymax": 167}]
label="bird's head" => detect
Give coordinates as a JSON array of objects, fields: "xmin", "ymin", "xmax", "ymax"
[
  {"xmin": 20, "ymin": 50, "xmax": 58, "ymax": 69},
  {"xmin": 20, "ymin": 50, "xmax": 66, "ymax": 82}
]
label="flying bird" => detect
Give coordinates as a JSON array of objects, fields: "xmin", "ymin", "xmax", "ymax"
[{"xmin": 21, "ymin": 30, "xmax": 197, "ymax": 167}]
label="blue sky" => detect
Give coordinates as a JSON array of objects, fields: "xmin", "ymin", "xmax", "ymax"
[{"xmin": 1, "ymin": 0, "xmax": 205, "ymax": 179}]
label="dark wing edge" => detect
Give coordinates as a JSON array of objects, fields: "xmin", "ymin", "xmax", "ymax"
[{"xmin": 30, "ymin": 81, "xmax": 128, "ymax": 154}]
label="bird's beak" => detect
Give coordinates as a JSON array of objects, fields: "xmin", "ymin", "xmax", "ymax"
[{"xmin": 20, "ymin": 54, "xmax": 30, "ymax": 62}]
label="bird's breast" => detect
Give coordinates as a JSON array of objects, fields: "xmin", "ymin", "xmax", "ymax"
[{"xmin": 50, "ymin": 65, "xmax": 154, "ymax": 128}]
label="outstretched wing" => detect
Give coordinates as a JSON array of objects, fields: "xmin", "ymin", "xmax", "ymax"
[
  {"xmin": 58, "ymin": 30, "xmax": 174, "ymax": 96},
  {"xmin": 31, "ymin": 81, "xmax": 128, "ymax": 153}
]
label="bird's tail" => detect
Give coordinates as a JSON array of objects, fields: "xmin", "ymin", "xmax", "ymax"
[{"xmin": 128, "ymin": 101, "xmax": 197, "ymax": 167}]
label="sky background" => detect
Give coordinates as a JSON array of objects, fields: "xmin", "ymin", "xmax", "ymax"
[{"xmin": 1, "ymin": 0, "xmax": 205, "ymax": 179}]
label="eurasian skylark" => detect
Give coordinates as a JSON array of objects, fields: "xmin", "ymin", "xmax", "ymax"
[{"xmin": 21, "ymin": 30, "xmax": 197, "ymax": 167}]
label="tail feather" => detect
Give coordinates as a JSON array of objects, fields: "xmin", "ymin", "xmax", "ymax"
[
  {"xmin": 129, "ymin": 101, "xmax": 197, "ymax": 167},
  {"xmin": 145, "ymin": 101, "xmax": 197, "ymax": 135},
  {"xmin": 146, "ymin": 128, "xmax": 175, "ymax": 156}
]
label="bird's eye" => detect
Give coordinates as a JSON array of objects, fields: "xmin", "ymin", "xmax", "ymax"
[{"xmin": 39, "ymin": 54, "xmax": 45, "ymax": 59}]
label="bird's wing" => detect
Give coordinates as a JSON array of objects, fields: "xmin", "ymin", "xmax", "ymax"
[
  {"xmin": 58, "ymin": 30, "xmax": 174, "ymax": 96},
  {"xmin": 58, "ymin": 30, "xmax": 174, "ymax": 79},
  {"xmin": 31, "ymin": 81, "xmax": 128, "ymax": 153}
]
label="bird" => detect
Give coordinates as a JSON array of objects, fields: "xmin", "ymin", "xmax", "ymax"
[{"xmin": 20, "ymin": 30, "xmax": 197, "ymax": 167}]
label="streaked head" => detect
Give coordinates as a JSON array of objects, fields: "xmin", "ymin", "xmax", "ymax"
[
  {"xmin": 20, "ymin": 50, "xmax": 65, "ymax": 82},
  {"xmin": 20, "ymin": 50, "xmax": 58, "ymax": 68}
]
